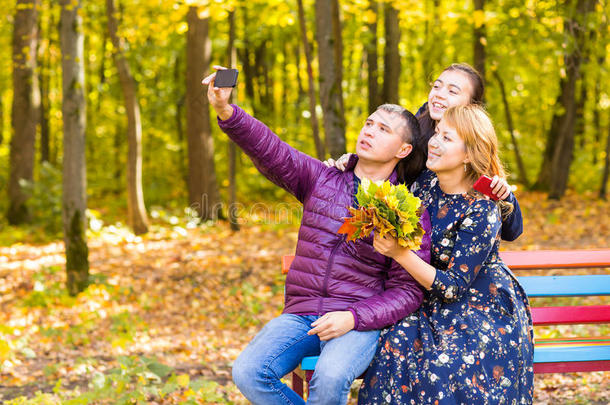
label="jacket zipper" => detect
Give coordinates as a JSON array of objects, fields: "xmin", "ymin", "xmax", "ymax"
[{"xmin": 318, "ymin": 236, "xmax": 344, "ymax": 315}]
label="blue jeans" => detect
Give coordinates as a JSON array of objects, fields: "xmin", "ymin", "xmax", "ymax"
[{"xmin": 232, "ymin": 314, "xmax": 380, "ymax": 405}]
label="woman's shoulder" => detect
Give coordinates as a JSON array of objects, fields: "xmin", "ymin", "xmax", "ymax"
[
  {"xmin": 461, "ymin": 196, "xmax": 502, "ymax": 229},
  {"xmin": 411, "ymin": 169, "xmax": 436, "ymax": 190}
]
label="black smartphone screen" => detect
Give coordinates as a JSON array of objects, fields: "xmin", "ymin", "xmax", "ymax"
[{"xmin": 214, "ymin": 69, "xmax": 239, "ymax": 88}]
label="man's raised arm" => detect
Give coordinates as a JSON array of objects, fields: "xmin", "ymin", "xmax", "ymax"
[{"xmin": 203, "ymin": 67, "xmax": 325, "ymax": 202}]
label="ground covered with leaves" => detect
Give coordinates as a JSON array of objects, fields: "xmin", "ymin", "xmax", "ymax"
[{"xmin": 0, "ymin": 190, "xmax": 609, "ymax": 404}]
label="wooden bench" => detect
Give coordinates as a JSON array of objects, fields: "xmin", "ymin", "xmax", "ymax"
[{"xmin": 281, "ymin": 249, "xmax": 610, "ymax": 398}]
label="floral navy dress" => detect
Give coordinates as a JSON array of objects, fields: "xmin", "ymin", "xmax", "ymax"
[{"xmin": 359, "ymin": 170, "xmax": 534, "ymax": 404}]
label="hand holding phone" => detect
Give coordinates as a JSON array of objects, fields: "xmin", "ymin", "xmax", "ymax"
[
  {"xmin": 202, "ymin": 66, "xmax": 237, "ymax": 120},
  {"xmin": 473, "ymin": 175, "xmax": 500, "ymax": 201}
]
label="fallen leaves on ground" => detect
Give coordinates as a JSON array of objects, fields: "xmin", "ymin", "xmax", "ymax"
[{"xmin": 0, "ymin": 190, "xmax": 608, "ymax": 404}]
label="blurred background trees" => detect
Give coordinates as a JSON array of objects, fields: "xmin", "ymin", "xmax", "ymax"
[{"xmin": 0, "ymin": 0, "xmax": 609, "ymax": 292}]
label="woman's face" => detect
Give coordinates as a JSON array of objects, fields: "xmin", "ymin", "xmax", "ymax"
[
  {"xmin": 427, "ymin": 70, "xmax": 474, "ymax": 121},
  {"xmin": 426, "ymin": 119, "xmax": 468, "ymax": 176}
]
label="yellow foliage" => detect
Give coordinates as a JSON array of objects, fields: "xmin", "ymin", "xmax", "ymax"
[
  {"xmin": 473, "ymin": 10, "xmax": 486, "ymax": 28},
  {"xmin": 177, "ymin": 373, "xmax": 190, "ymax": 387}
]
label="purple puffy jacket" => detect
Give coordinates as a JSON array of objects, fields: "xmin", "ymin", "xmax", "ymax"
[{"xmin": 219, "ymin": 105, "xmax": 432, "ymax": 330}]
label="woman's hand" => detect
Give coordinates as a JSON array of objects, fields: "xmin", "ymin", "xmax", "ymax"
[
  {"xmin": 202, "ymin": 65, "xmax": 234, "ymax": 120},
  {"xmin": 489, "ymin": 175, "xmax": 513, "ymax": 201},
  {"xmin": 323, "ymin": 153, "xmax": 352, "ymax": 170},
  {"xmin": 373, "ymin": 232, "xmax": 403, "ymax": 259}
]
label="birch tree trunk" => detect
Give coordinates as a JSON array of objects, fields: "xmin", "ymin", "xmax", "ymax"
[
  {"xmin": 106, "ymin": 0, "xmax": 149, "ymax": 234},
  {"xmin": 60, "ymin": 0, "xmax": 89, "ymax": 295}
]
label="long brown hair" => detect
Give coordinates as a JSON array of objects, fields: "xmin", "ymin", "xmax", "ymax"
[
  {"xmin": 398, "ymin": 63, "xmax": 484, "ymax": 185},
  {"xmin": 442, "ymin": 105, "xmax": 513, "ymax": 216}
]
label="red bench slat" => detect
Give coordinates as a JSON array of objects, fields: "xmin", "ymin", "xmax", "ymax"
[
  {"xmin": 534, "ymin": 360, "xmax": 610, "ymax": 374},
  {"xmin": 500, "ymin": 249, "xmax": 610, "ymax": 270},
  {"xmin": 531, "ymin": 305, "xmax": 610, "ymax": 325},
  {"xmin": 282, "ymin": 249, "xmax": 610, "ymax": 274}
]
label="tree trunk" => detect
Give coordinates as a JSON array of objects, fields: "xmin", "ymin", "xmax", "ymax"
[
  {"xmin": 97, "ymin": 31, "xmax": 107, "ymax": 113},
  {"xmin": 227, "ymin": 10, "xmax": 239, "ymax": 231},
  {"xmin": 0, "ymin": 95, "xmax": 4, "ymax": 145},
  {"xmin": 240, "ymin": 6, "xmax": 255, "ymax": 105},
  {"xmin": 592, "ymin": 78, "xmax": 600, "ymax": 164},
  {"xmin": 366, "ymin": 1, "xmax": 379, "ymax": 114},
  {"xmin": 422, "ymin": 0, "xmax": 441, "ymax": 87},
  {"xmin": 600, "ymin": 118, "xmax": 610, "ymax": 199},
  {"xmin": 298, "ymin": 0, "xmax": 324, "ymax": 160},
  {"xmin": 106, "ymin": 0, "xmax": 149, "ymax": 234},
  {"xmin": 492, "ymin": 69, "xmax": 529, "ymax": 187},
  {"xmin": 38, "ymin": 9, "xmax": 51, "ymax": 164},
  {"xmin": 382, "ymin": 2, "xmax": 400, "ymax": 104},
  {"xmin": 315, "ymin": 0, "xmax": 346, "ymax": 158},
  {"xmin": 534, "ymin": 0, "xmax": 595, "ymax": 199},
  {"xmin": 295, "ymin": 42, "xmax": 305, "ymax": 100},
  {"xmin": 281, "ymin": 38, "xmax": 288, "ymax": 120},
  {"xmin": 60, "ymin": 0, "xmax": 89, "ymax": 296},
  {"xmin": 113, "ymin": 124, "xmax": 122, "ymax": 195},
  {"xmin": 186, "ymin": 6, "xmax": 221, "ymax": 221},
  {"xmin": 8, "ymin": 0, "xmax": 40, "ymax": 225},
  {"xmin": 575, "ymin": 79, "xmax": 587, "ymax": 150},
  {"xmin": 473, "ymin": 0, "xmax": 486, "ymax": 85},
  {"xmin": 254, "ymin": 43, "xmax": 269, "ymax": 110},
  {"xmin": 173, "ymin": 54, "xmax": 188, "ymax": 189}
]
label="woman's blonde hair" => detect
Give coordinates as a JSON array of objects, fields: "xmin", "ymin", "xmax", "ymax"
[{"xmin": 441, "ymin": 105, "xmax": 513, "ymax": 216}]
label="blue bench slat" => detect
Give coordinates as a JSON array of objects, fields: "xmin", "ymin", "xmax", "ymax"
[
  {"xmin": 301, "ymin": 345, "xmax": 610, "ymax": 370},
  {"xmin": 517, "ymin": 275, "xmax": 610, "ymax": 297},
  {"xmin": 533, "ymin": 345, "xmax": 610, "ymax": 363},
  {"xmin": 301, "ymin": 356, "xmax": 318, "ymax": 370}
]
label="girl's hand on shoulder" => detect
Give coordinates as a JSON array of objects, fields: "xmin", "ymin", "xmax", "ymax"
[
  {"xmin": 489, "ymin": 175, "xmax": 513, "ymax": 200},
  {"xmin": 322, "ymin": 153, "xmax": 352, "ymax": 171}
]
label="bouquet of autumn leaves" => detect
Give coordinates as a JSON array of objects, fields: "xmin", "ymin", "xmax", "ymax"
[{"xmin": 338, "ymin": 179, "xmax": 426, "ymax": 250}]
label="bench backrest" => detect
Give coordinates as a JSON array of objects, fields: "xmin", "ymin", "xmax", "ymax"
[
  {"xmin": 281, "ymin": 249, "xmax": 610, "ymax": 325},
  {"xmin": 282, "ymin": 249, "xmax": 610, "ymax": 375}
]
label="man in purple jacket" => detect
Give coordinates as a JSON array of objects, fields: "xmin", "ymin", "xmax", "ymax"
[{"xmin": 203, "ymin": 68, "xmax": 431, "ymax": 405}]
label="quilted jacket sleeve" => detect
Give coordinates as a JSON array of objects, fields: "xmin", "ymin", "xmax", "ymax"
[
  {"xmin": 348, "ymin": 208, "xmax": 432, "ymax": 331},
  {"xmin": 218, "ymin": 105, "xmax": 326, "ymax": 202}
]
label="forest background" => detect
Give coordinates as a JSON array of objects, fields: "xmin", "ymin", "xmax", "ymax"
[{"xmin": 0, "ymin": 0, "xmax": 609, "ymax": 403}]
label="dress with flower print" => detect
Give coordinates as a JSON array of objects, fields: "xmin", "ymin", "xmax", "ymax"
[{"xmin": 358, "ymin": 170, "xmax": 534, "ymax": 405}]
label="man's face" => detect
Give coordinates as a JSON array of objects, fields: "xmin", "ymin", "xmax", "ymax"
[{"xmin": 355, "ymin": 110, "xmax": 411, "ymax": 164}]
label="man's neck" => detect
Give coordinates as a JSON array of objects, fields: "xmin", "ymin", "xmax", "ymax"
[{"xmin": 354, "ymin": 159, "xmax": 397, "ymax": 183}]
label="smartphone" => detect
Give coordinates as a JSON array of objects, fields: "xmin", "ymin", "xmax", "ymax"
[
  {"xmin": 473, "ymin": 175, "xmax": 499, "ymax": 201},
  {"xmin": 214, "ymin": 69, "xmax": 239, "ymax": 88}
]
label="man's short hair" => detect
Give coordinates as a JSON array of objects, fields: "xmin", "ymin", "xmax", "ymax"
[{"xmin": 376, "ymin": 104, "xmax": 421, "ymax": 144}]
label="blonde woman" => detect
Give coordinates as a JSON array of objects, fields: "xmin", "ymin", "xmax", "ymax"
[{"xmin": 359, "ymin": 105, "xmax": 534, "ymax": 404}]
